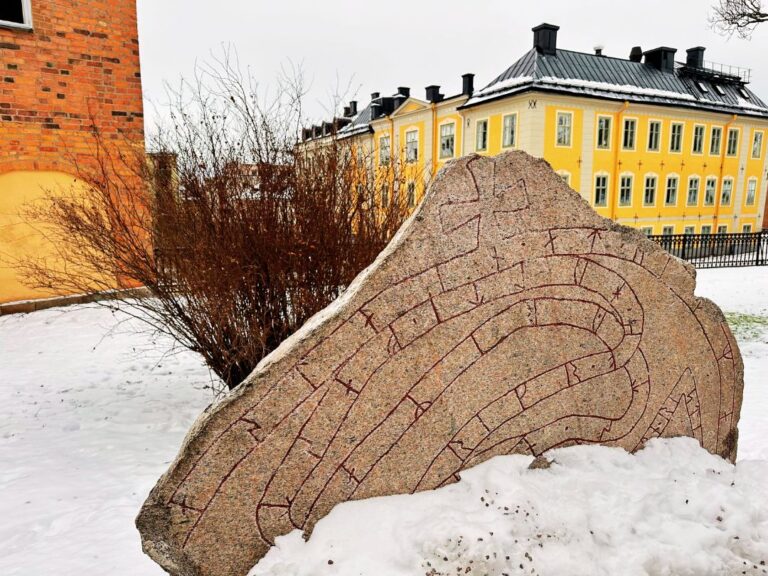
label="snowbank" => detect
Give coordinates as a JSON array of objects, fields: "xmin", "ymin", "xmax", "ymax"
[{"xmin": 251, "ymin": 438, "xmax": 768, "ymax": 576}]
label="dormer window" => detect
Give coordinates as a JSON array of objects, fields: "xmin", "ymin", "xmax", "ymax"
[
  {"xmin": 714, "ymin": 85, "xmax": 725, "ymax": 96},
  {"xmin": 739, "ymin": 88, "xmax": 751, "ymax": 100},
  {"xmin": 0, "ymin": 0, "xmax": 32, "ymax": 28},
  {"xmin": 696, "ymin": 82, "xmax": 709, "ymax": 94}
]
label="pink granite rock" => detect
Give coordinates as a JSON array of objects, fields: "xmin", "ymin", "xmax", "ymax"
[{"xmin": 138, "ymin": 151, "xmax": 743, "ymax": 576}]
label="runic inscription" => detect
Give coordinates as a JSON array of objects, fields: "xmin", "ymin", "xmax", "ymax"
[{"xmin": 138, "ymin": 151, "xmax": 744, "ymax": 576}]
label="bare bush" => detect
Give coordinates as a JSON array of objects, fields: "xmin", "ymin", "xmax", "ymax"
[{"xmin": 19, "ymin": 55, "xmax": 420, "ymax": 390}]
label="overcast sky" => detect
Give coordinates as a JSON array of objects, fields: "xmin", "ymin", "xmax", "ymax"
[{"xmin": 135, "ymin": 0, "xmax": 768, "ymax": 129}]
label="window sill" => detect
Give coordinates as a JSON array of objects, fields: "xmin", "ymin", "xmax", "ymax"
[{"xmin": 0, "ymin": 20, "xmax": 33, "ymax": 31}]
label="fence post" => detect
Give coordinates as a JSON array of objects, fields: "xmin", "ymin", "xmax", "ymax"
[
  {"xmin": 681, "ymin": 234, "xmax": 688, "ymax": 261},
  {"xmin": 758, "ymin": 231, "xmax": 765, "ymax": 266}
]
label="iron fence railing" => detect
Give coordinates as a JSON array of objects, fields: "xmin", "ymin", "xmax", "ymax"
[{"xmin": 648, "ymin": 231, "xmax": 767, "ymax": 268}]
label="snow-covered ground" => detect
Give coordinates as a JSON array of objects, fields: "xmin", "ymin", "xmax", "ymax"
[{"xmin": 1, "ymin": 267, "xmax": 766, "ymax": 576}]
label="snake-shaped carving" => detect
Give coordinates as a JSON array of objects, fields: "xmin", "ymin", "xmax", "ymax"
[{"xmin": 138, "ymin": 151, "xmax": 743, "ymax": 576}]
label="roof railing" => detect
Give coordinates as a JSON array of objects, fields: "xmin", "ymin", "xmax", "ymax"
[{"xmin": 685, "ymin": 60, "xmax": 752, "ymax": 84}]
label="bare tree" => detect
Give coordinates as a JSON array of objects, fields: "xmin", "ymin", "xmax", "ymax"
[
  {"xmin": 711, "ymin": 0, "xmax": 768, "ymax": 37},
  {"xmin": 19, "ymin": 54, "xmax": 420, "ymax": 391}
]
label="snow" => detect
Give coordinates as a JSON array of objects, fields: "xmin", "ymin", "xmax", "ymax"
[{"xmin": 0, "ymin": 267, "xmax": 766, "ymax": 576}]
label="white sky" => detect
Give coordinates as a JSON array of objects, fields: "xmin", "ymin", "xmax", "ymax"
[{"xmin": 135, "ymin": 0, "xmax": 768, "ymax": 129}]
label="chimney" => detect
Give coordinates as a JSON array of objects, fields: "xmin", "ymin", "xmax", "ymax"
[
  {"xmin": 462, "ymin": 73, "xmax": 475, "ymax": 96},
  {"xmin": 686, "ymin": 46, "xmax": 705, "ymax": 69},
  {"xmin": 425, "ymin": 85, "xmax": 443, "ymax": 103},
  {"xmin": 312, "ymin": 125, "xmax": 321, "ymax": 138},
  {"xmin": 629, "ymin": 46, "xmax": 643, "ymax": 63},
  {"xmin": 371, "ymin": 92, "xmax": 380, "ymax": 100},
  {"xmin": 594, "ymin": 45, "xmax": 603, "ymax": 57},
  {"xmin": 371, "ymin": 101, "xmax": 382, "ymax": 119},
  {"xmin": 394, "ymin": 87, "xmax": 410, "ymax": 109},
  {"xmin": 349, "ymin": 100, "xmax": 358, "ymax": 116},
  {"xmin": 343, "ymin": 105, "xmax": 351, "ymax": 118},
  {"xmin": 532, "ymin": 23, "xmax": 559, "ymax": 56},
  {"xmin": 643, "ymin": 47, "xmax": 677, "ymax": 74},
  {"xmin": 397, "ymin": 86, "xmax": 410, "ymax": 98}
]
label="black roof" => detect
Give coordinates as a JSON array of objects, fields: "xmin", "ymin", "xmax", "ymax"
[{"xmin": 464, "ymin": 48, "xmax": 768, "ymax": 118}]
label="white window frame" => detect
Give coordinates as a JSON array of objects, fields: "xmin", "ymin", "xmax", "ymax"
[
  {"xmin": 721, "ymin": 177, "xmax": 733, "ymax": 206},
  {"xmin": 752, "ymin": 130, "xmax": 764, "ymax": 159},
  {"xmin": 670, "ymin": 122, "xmax": 684, "ymax": 153},
  {"xmin": 692, "ymin": 124, "xmax": 706, "ymax": 155},
  {"xmin": 557, "ymin": 170, "xmax": 571, "ymax": 186},
  {"xmin": 596, "ymin": 115, "xmax": 612, "ymax": 150},
  {"xmin": 701, "ymin": 224, "xmax": 713, "ymax": 235},
  {"xmin": 502, "ymin": 113, "xmax": 517, "ymax": 148},
  {"xmin": 710, "ymin": 126, "xmax": 723, "ymax": 156},
  {"xmin": 619, "ymin": 173, "xmax": 634, "ymax": 207},
  {"xmin": 726, "ymin": 128, "xmax": 740, "ymax": 157},
  {"xmin": 746, "ymin": 177, "xmax": 757, "ymax": 206},
  {"xmin": 594, "ymin": 173, "xmax": 609, "ymax": 207},
  {"xmin": 379, "ymin": 135, "xmax": 391, "ymax": 166},
  {"xmin": 622, "ymin": 117, "xmax": 638, "ymax": 151},
  {"xmin": 684, "ymin": 225, "xmax": 696, "ymax": 235},
  {"xmin": 406, "ymin": 181, "xmax": 416, "ymax": 207},
  {"xmin": 0, "ymin": 0, "xmax": 33, "ymax": 29},
  {"xmin": 640, "ymin": 226, "xmax": 654, "ymax": 236},
  {"xmin": 717, "ymin": 224, "xmax": 728, "ymax": 234},
  {"xmin": 742, "ymin": 223, "xmax": 753, "ymax": 233},
  {"xmin": 439, "ymin": 121, "xmax": 456, "ymax": 160},
  {"xmin": 405, "ymin": 129, "xmax": 419, "ymax": 163},
  {"xmin": 556, "ymin": 111, "xmax": 573, "ymax": 148},
  {"xmin": 475, "ymin": 118, "xmax": 489, "ymax": 152},
  {"xmin": 643, "ymin": 173, "xmax": 658, "ymax": 207},
  {"xmin": 665, "ymin": 174, "xmax": 679, "ymax": 207},
  {"xmin": 687, "ymin": 175, "xmax": 700, "ymax": 207},
  {"xmin": 662, "ymin": 225, "xmax": 675, "ymax": 236},
  {"xmin": 381, "ymin": 182, "xmax": 389, "ymax": 206},
  {"xmin": 704, "ymin": 176, "xmax": 718, "ymax": 206},
  {"xmin": 647, "ymin": 119, "xmax": 662, "ymax": 152}
]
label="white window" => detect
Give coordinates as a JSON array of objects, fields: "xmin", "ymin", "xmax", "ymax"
[
  {"xmin": 717, "ymin": 224, "xmax": 728, "ymax": 234},
  {"xmin": 710, "ymin": 127, "xmax": 722, "ymax": 156},
  {"xmin": 439, "ymin": 123, "xmax": 455, "ymax": 159},
  {"xmin": 670, "ymin": 123, "xmax": 683, "ymax": 153},
  {"xmin": 692, "ymin": 125, "xmax": 705, "ymax": 154},
  {"xmin": 684, "ymin": 226, "xmax": 695, "ymax": 235},
  {"xmin": 742, "ymin": 224, "xmax": 753, "ymax": 233},
  {"xmin": 557, "ymin": 171, "xmax": 571, "ymax": 186},
  {"xmin": 714, "ymin": 85, "xmax": 726, "ymax": 96},
  {"xmin": 662, "ymin": 226, "xmax": 675, "ymax": 236},
  {"xmin": 406, "ymin": 182, "xmax": 416, "ymax": 207},
  {"xmin": 648, "ymin": 121, "xmax": 661, "ymax": 152},
  {"xmin": 640, "ymin": 226, "xmax": 653, "ymax": 236},
  {"xmin": 502, "ymin": 114, "xmax": 517, "ymax": 148},
  {"xmin": 0, "ymin": 0, "xmax": 32, "ymax": 28},
  {"xmin": 623, "ymin": 118, "xmax": 637, "ymax": 150},
  {"xmin": 704, "ymin": 177, "xmax": 717, "ymax": 206},
  {"xmin": 643, "ymin": 175, "xmax": 657, "ymax": 206},
  {"xmin": 594, "ymin": 174, "xmax": 608, "ymax": 207},
  {"xmin": 379, "ymin": 135, "xmax": 391, "ymax": 166},
  {"xmin": 619, "ymin": 174, "xmax": 633, "ymax": 206},
  {"xmin": 726, "ymin": 128, "xmax": 739, "ymax": 156},
  {"xmin": 405, "ymin": 130, "xmax": 418, "ymax": 163},
  {"xmin": 687, "ymin": 176, "xmax": 700, "ymax": 206},
  {"xmin": 381, "ymin": 183, "xmax": 389, "ymax": 205},
  {"xmin": 753, "ymin": 131, "xmax": 764, "ymax": 159},
  {"xmin": 596, "ymin": 116, "xmax": 611, "ymax": 149},
  {"xmin": 665, "ymin": 176, "xmax": 679, "ymax": 206},
  {"xmin": 476, "ymin": 119, "xmax": 489, "ymax": 151},
  {"xmin": 721, "ymin": 178, "xmax": 733, "ymax": 206},
  {"xmin": 701, "ymin": 224, "xmax": 712, "ymax": 235},
  {"xmin": 556, "ymin": 112, "xmax": 573, "ymax": 147},
  {"xmin": 746, "ymin": 178, "xmax": 757, "ymax": 205}
]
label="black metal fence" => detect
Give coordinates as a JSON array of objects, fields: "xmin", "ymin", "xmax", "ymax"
[{"xmin": 648, "ymin": 231, "xmax": 767, "ymax": 268}]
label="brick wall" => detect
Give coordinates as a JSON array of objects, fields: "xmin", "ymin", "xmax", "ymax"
[{"xmin": 0, "ymin": 0, "xmax": 144, "ymax": 173}]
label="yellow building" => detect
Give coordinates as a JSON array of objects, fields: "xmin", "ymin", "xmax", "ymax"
[{"xmin": 304, "ymin": 23, "xmax": 768, "ymax": 234}]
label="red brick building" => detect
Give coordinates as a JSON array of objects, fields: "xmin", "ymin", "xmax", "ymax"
[{"xmin": 0, "ymin": 0, "xmax": 144, "ymax": 302}]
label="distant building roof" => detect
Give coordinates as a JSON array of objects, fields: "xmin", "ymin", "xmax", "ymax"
[{"xmin": 463, "ymin": 47, "xmax": 768, "ymax": 118}]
